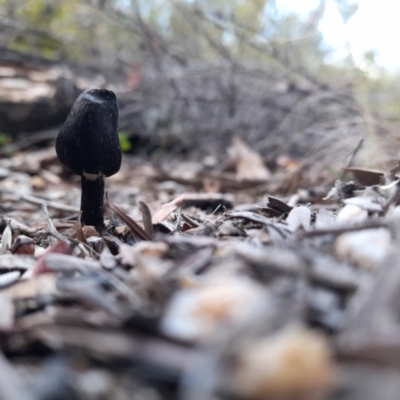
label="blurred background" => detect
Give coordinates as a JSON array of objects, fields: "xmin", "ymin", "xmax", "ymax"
[{"xmin": 0, "ymin": 0, "xmax": 399, "ymax": 181}]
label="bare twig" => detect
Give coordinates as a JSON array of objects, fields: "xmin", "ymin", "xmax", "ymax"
[
  {"xmin": 42, "ymin": 204, "xmax": 70, "ymax": 243},
  {"xmin": 0, "ymin": 187, "xmax": 79, "ymax": 213}
]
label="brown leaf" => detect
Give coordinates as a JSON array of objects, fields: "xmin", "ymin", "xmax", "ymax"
[
  {"xmin": 82, "ymin": 226, "xmax": 98, "ymax": 238},
  {"xmin": 106, "ymin": 193, "xmax": 151, "ymax": 241},
  {"xmin": 2, "ymin": 274, "xmax": 57, "ymax": 300},
  {"xmin": 202, "ymin": 178, "xmax": 221, "ymax": 193},
  {"xmin": 276, "ymin": 154, "xmax": 301, "ymax": 171},
  {"xmin": 343, "ymin": 167, "xmax": 384, "ymax": 186},
  {"xmin": 11, "ymin": 236, "xmax": 35, "ymax": 255},
  {"xmin": 227, "ymin": 136, "xmax": 271, "ymax": 181},
  {"xmin": 75, "ymin": 212, "xmax": 88, "ymax": 245},
  {"xmin": 152, "ymin": 194, "xmax": 186, "ymax": 224},
  {"xmin": 232, "ymin": 326, "xmax": 333, "ymax": 400},
  {"xmin": 267, "ymin": 196, "xmax": 293, "ymax": 214},
  {"xmin": 139, "ymin": 201, "xmax": 154, "ymax": 238},
  {"xmin": 34, "ymin": 241, "xmax": 73, "ymax": 275},
  {"xmin": 119, "ymin": 242, "xmax": 169, "ymax": 272}
]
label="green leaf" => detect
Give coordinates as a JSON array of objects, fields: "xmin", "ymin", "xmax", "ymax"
[
  {"xmin": 0, "ymin": 133, "xmax": 11, "ymax": 145},
  {"xmin": 119, "ymin": 132, "xmax": 131, "ymax": 152}
]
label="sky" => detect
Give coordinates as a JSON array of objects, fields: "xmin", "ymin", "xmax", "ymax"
[{"xmin": 275, "ymin": 0, "xmax": 400, "ymax": 72}]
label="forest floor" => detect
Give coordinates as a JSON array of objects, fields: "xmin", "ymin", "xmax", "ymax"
[{"xmin": 0, "ymin": 139, "xmax": 398, "ymax": 400}]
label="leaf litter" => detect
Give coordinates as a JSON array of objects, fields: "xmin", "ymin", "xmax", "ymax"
[{"xmin": 0, "ymin": 144, "xmax": 399, "ymax": 399}]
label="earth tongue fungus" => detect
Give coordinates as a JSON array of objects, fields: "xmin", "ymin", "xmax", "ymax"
[{"xmin": 56, "ymin": 89, "xmax": 122, "ymax": 230}]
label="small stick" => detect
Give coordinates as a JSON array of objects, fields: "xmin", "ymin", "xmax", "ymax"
[
  {"xmin": 42, "ymin": 204, "xmax": 70, "ymax": 243},
  {"xmin": 297, "ymin": 219, "xmax": 387, "ymax": 239},
  {"xmin": 340, "ymin": 138, "xmax": 363, "ymax": 180},
  {"xmin": 0, "ymin": 186, "xmax": 79, "ymax": 213}
]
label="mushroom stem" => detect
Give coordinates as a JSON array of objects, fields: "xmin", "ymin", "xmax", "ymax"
[{"xmin": 80, "ymin": 174, "xmax": 105, "ymax": 230}]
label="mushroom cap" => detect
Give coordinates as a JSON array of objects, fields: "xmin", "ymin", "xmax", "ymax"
[{"xmin": 56, "ymin": 88, "xmax": 122, "ymax": 177}]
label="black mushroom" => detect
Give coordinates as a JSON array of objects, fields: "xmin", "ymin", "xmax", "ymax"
[{"xmin": 56, "ymin": 88, "xmax": 122, "ymax": 230}]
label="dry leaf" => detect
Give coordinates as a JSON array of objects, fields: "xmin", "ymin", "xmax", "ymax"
[
  {"xmin": 119, "ymin": 242, "xmax": 170, "ymax": 280},
  {"xmin": 0, "ymin": 271, "xmax": 20, "ymax": 288},
  {"xmin": 99, "ymin": 246, "xmax": 116, "ymax": 270},
  {"xmin": 335, "ymin": 228, "xmax": 392, "ymax": 269},
  {"xmin": 227, "ymin": 136, "xmax": 271, "ymax": 181},
  {"xmin": 342, "ymin": 197, "xmax": 382, "ymax": 212},
  {"xmin": 30, "ymin": 175, "xmax": 46, "ymax": 190},
  {"xmin": 276, "ymin": 154, "xmax": 301, "ymax": 172},
  {"xmin": 139, "ymin": 201, "xmax": 153, "ymax": 237},
  {"xmin": 268, "ymin": 196, "xmax": 293, "ymax": 214},
  {"xmin": 34, "ymin": 241, "xmax": 73, "ymax": 275},
  {"xmin": 75, "ymin": 213, "xmax": 88, "ymax": 245},
  {"xmin": 314, "ymin": 208, "xmax": 336, "ymax": 229},
  {"xmin": 2, "ymin": 274, "xmax": 57, "ymax": 299},
  {"xmin": 161, "ymin": 277, "xmax": 266, "ymax": 341},
  {"xmin": 11, "ymin": 236, "xmax": 35, "ymax": 255},
  {"xmin": 152, "ymin": 194, "xmax": 186, "ymax": 224},
  {"xmin": 286, "ymin": 206, "xmax": 311, "ymax": 230},
  {"xmin": 233, "ymin": 325, "xmax": 333, "ymax": 400},
  {"xmin": 106, "ymin": 193, "xmax": 151, "ymax": 241},
  {"xmin": 1, "ymin": 223, "xmax": 12, "ymax": 251},
  {"xmin": 337, "ymin": 204, "xmax": 368, "ymax": 223},
  {"xmin": 343, "ymin": 167, "xmax": 384, "ymax": 186},
  {"xmin": 0, "ymin": 254, "xmax": 36, "ymax": 270},
  {"xmin": 82, "ymin": 225, "xmax": 98, "ymax": 239}
]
